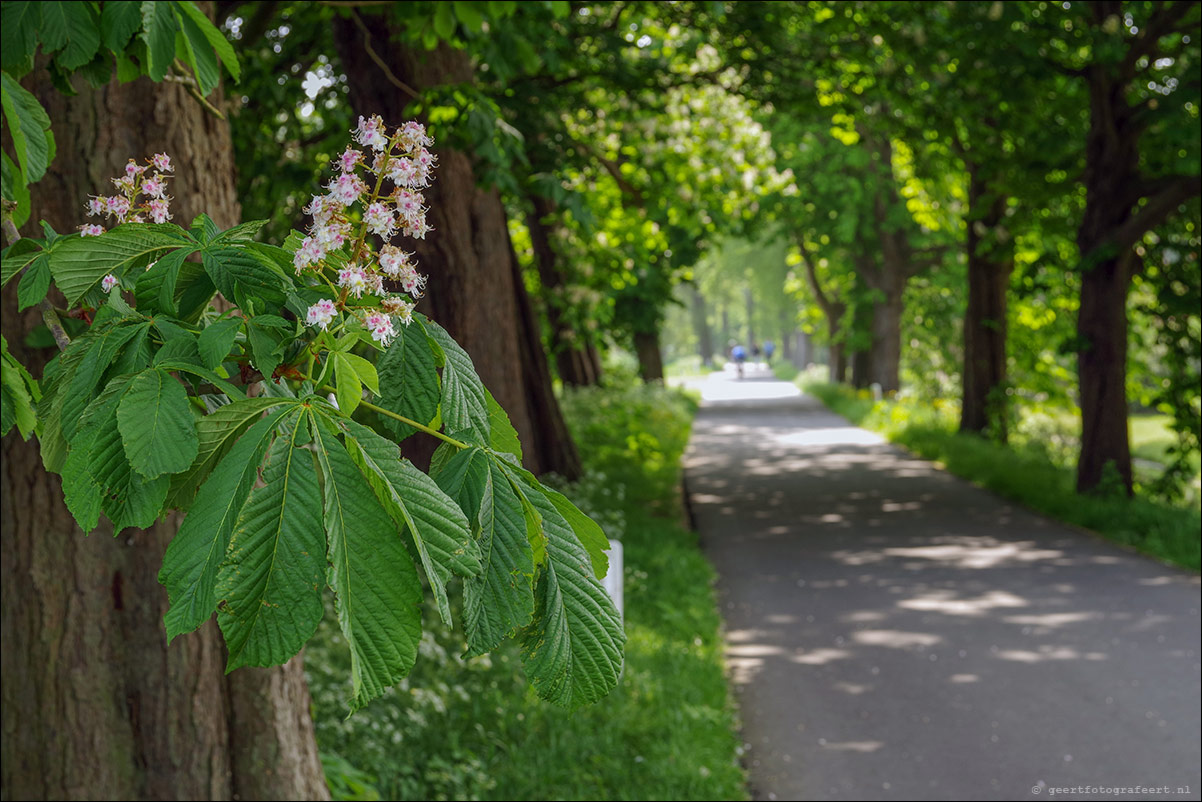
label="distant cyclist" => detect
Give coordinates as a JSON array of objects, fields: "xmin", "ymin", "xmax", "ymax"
[
  {"xmin": 731, "ymin": 343, "xmax": 747, "ymax": 379},
  {"xmin": 764, "ymin": 340, "xmax": 775, "ymax": 363}
]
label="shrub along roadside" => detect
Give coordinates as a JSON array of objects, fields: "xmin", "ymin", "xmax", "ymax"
[
  {"xmin": 795, "ymin": 374, "xmax": 1201, "ymax": 572},
  {"xmin": 307, "ymin": 378, "xmax": 748, "ymax": 801}
]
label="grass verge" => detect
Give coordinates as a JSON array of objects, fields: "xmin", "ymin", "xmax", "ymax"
[
  {"xmin": 307, "ymin": 379, "xmax": 747, "ymax": 801},
  {"xmin": 798, "ymin": 376, "xmax": 1201, "ymax": 571}
]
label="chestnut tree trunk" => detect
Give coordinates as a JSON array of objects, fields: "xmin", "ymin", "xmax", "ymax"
[
  {"xmin": 959, "ymin": 167, "xmax": 1013, "ymax": 441},
  {"xmin": 1, "ymin": 55, "xmax": 327, "ymax": 802}
]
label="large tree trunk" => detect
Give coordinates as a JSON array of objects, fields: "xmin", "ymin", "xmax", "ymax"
[
  {"xmin": 960, "ymin": 168, "xmax": 1014, "ymax": 441},
  {"xmin": 333, "ymin": 21, "xmax": 579, "ymax": 478},
  {"xmin": 867, "ymin": 294, "xmax": 902, "ymax": 393},
  {"xmin": 1075, "ymin": 39, "xmax": 1140, "ymax": 494},
  {"xmin": 690, "ymin": 284, "xmax": 715, "ymax": 368},
  {"xmin": 525, "ymin": 195, "xmax": 599, "ymax": 388},
  {"xmin": 634, "ymin": 329, "xmax": 665, "ymax": 383},
  {"xmin": 2, "ymin": 51, "xmax": 327, "ymax": 802}
]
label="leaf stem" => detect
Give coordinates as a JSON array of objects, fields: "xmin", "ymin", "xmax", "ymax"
[{"xmin": 319, "ymin": 384, "xmax": 468, "ymax": 449}]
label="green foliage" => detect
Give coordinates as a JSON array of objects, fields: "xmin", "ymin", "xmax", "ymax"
[
  {"xmin": 0, "ymin": 333, "xmax": 39, "ymax": 439},
  {"xmin": 305, "ymin": 379, "xmax": 745, "ymax": 801},
  {"xmin": 10, "ymin": 209, "xmax": 623, "ymax": 713},
  {"xmin": 0, "ymin": 0, "xmax": 237, "ymax": 225}
]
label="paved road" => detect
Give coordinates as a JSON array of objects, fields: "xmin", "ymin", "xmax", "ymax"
[{"xmin": 681, "ymin": 367, "xmax": 1201, "ymax": 801}]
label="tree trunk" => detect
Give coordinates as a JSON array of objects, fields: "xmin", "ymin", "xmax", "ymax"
[
  {"xmin": 1074, "ymin": 47, "xmax": 1140, "ymax": 494},
  {"xmin": 634, "ymin": 329, "xmax": 665, "ymax": 383},
  {"xmin": 959, "ymin": 168, "xmax": 1013, "ymax": 441},
  {"xmin": 867, "ymin": 295, "xmax": 902, "ymax": 393},
  {"xmin": 690, "ymin": 284, "xmax": 714, "ymax": 367},
  {"xmin": 332, "ymin": 22, "xmax": 579, "ymax": 478},
  {"xmin": 828, "ymin": 316, "xmax": 847, "ymax": 383},
  {"xmin": 2, "ymin": 49, "xmax": 327, "ymax": 802},
  {"xmin": 525, "ymin": 194, "xmax": 599, "ymax": 388},
  {"xmin": 744, "ymin": 286, "xmax": 756, "ymax": 349}
]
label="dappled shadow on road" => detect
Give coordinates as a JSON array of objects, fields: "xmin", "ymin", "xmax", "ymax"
[{"xmin": 683, "ymin": 372, "xmax": 1202, "ymax": 801}]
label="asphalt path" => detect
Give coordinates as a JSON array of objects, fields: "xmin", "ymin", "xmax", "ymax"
[{"xmin": 681, "ymin": 366, "xmax": 1201, "ymax": 802}]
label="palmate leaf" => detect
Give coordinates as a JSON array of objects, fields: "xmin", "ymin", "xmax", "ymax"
[
  {"xmin": 340, "ymin": 418, "xmax": 480, "ymax": 625},
  {"xmin": 160, "ymin": 403, "xmax": 296, "ymax": 640},
  {"xmin": 436, "ymin": 447, "xmax": 536, "ymax": 656},
  {"xmin": 217, "ymin": 410, "xmax": 325, "ymax": 669},
  {"xmin": 513, "ymin": 472, "xmax": 625, "ymax": 709},
  {"xmin": 311, "ymin": 418, "xmax": 422, "ymax": 712}
]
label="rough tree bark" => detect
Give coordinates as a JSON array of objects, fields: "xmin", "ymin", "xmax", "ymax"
[
  {"xmin": 332, "ymin": 18, "xmax": 580, "ymax": 478},
  {"xmin": 858, "ymin": 130, "xmax": 944, "ymax": 393},
  {"xmin": 959, "ymin": 167, "xmax": 1014, "ymax": 441},
  {"xmin": 526, "ymin": 194, "xmax": 601, "ymax": 386},
  {"xmin": 2, "ymin": 55, "xmax": 327, "ymax": 802}
]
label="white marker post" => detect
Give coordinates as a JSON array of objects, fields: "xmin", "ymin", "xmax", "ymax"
[{"xmin": 602, "ymin": 540, "xmax": 623, "ymax": 621}]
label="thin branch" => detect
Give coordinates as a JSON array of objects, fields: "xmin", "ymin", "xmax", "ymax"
[
  {"xmin": 167, "ymin": 62, "xmax": 226, "ymax": 119},
  {"xmin": 319, "ymin": 386, "xmax": 469, "ymax": 449},
  {"xmin": 797, "ymin": 239, "xmax": 836, "ymax": 318},
  {"xmin": 350, "ymin": 9, "xmax": 420, "ymax": 101}
]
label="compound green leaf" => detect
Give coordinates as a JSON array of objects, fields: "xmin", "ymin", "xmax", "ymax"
[
  {"xmin": 519, "ymin": 482, "xmax": 625, "ymax": 709},
  {"xmin": 439, "ymin": 448, "xmax": 536, "ymax": 656},
  {"xmin": 311, "ymin": 420, "xmax": 422, "ymax": 711},
  {"xmin": 341, "ymin": 418, "xmax": 480, "ymax": 625},
  {"xmin": 101, "ymin": 0, "xmax": 142, "ymax": 52},
  {"xmin": 217, "ymin": 412, "xmax": 325, "ymax": 669},
  {"xmin": 485, "ymin": 388, "xmax": 522, "ymax": 462},
  {"xmin": 49, "ymin": 224, "xmax": 191, "ymax": 305},
  {"xmin": 165, "ymin": 396, "xmax": 288, "ymax": 511},
  {"xmin": 161, "ymin": 404, "xmax": 295, "ymax": 640},
  {"xmin": 196, "ymin": 316, "xmax": 242, "ymax": 370},
  {"xmin": 1, "ymin": 71, "xmax": 54, "ymax": 184},
  {"xmin": 140, "ymin": 0, "xmax": 178, "ymax": 82},
  {"xmin": 175, "ymin": 0, "xmax": 240, "ymax": 82},
  {"xmin": 543, "ymin": 486, "xmax": 610, "ymax": 580}
]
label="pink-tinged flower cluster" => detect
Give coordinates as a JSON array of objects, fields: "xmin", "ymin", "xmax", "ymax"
[
  {"xmin": 293, "ymin": 118, "xmax": 438, "ymax": 345},
  {"xmin": 306, "ymin": 299, "xmax": 337, "ymax": 330},
  {"xmin": 81, "ymin": 153, "xmax": 174, "ymax": 235},
  {"xmin": 100, "ymin": 274, "xmax": 119, "ymax": 293}
]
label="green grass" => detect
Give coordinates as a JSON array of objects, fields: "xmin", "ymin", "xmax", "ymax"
[
  {"xmin": 798, "ymin": 377, "xmax": 1201, "ymax": 571},
  {"xmin": 307, "ymin": 380, "xmax": 747, "ymax": 801}
]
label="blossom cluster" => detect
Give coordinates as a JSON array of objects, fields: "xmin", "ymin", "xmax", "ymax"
[
  {"xmin": 295, "ymin": 116, "xmax": 437, "ymax": 345},
  {"xmin": 81, "ymin": 153, "xmax": 174, "ymax": 237}
]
